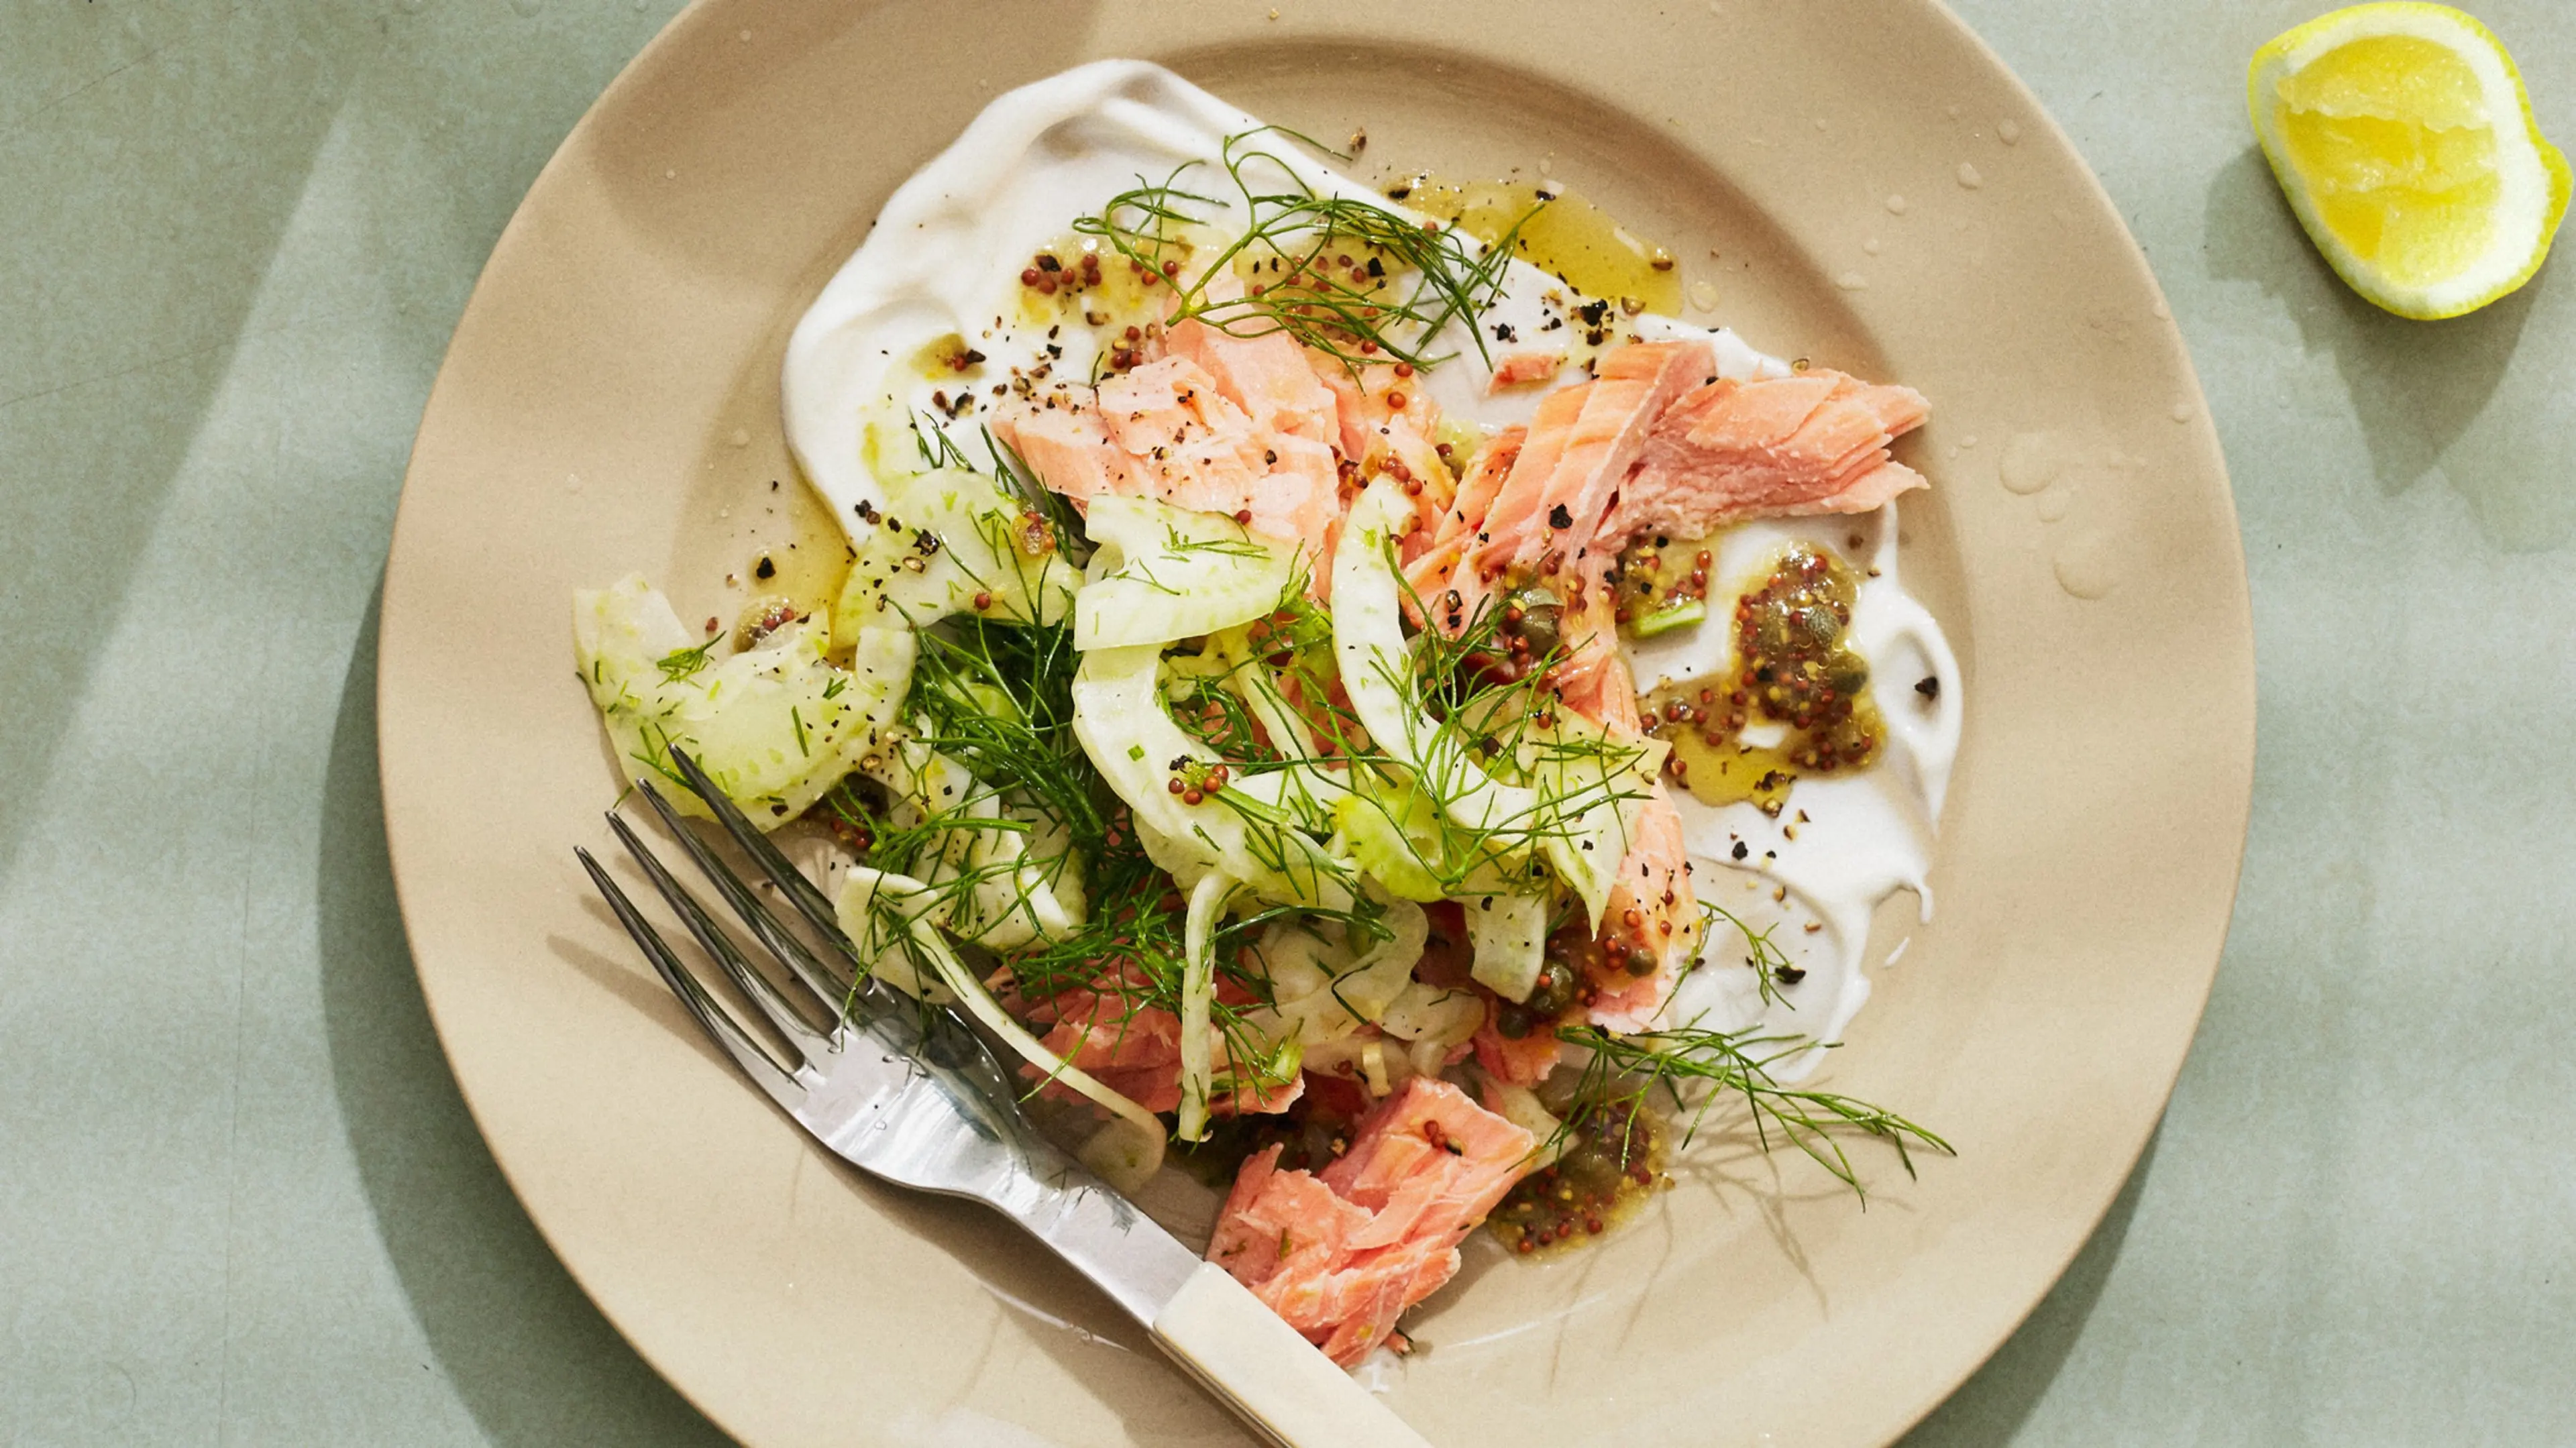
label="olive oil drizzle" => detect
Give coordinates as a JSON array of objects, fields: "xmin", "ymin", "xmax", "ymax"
[{"xmin": 1389, "ymin": 174, "xmax": 1683, "ymax": 318}]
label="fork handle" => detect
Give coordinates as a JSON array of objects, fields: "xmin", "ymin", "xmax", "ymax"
[{"xmin": 1152, "ymin": 1263, "xmax": 1434, "ymax": 1448}]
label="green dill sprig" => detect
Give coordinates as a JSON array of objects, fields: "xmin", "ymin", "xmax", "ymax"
[
  {"xmin": 654, "ymin": 635, "xmax": 722, "ymax": 683},
  {"xmin": 847, "ymin": 590, "xmax": 1331, "ymax": 1090},
  {"xmin": 1073, "ymin": 127, "xmax": 1544, "ymax": 372},
  {"xmin": 1703, "ymin": 901, "xmax": 1801, "ymax": 1007},
  {"xmin": 1554, "ymin": 1024, "xmax": 1952, "ymax": 1202},
  {"xmin": 910, "ymin": 411, "xmax": 975, "ymax": 472},
  {"xmin": 980, "ymin": 426, "xmax": 1088, "ymax": 562}
]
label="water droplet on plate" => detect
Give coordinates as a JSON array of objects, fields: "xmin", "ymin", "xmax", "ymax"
[
  {"xmin": 1835, "ymin": 271, "xmax": 1868, "ymax": 291},
  {"xmin": 1999, "ymin": 433, "xmax": 2066, "ymax": 495},
  {"xmin": 665, "ymin": 168, "xmax": 678, "ymax": 180},
  {"xmin": 1862, "ymin": 237, "xmax": 1882, "ymax": 256},
  {"xmin": 2053, "ymin": 533, "xmax": 2120, "ymax": 600},
  {"xmin": 1998, "ymin": 119, "xmax": 2022, "ymax": 145},
  {"xmin": 1884, "ymin": 194, "xmax": 1909, "ymax": 215},
  {"xmin": 1687, "ymin": 279, "xmax": 1721, "ymax": 312},
  {"xmin": 2035, "ymin": 486, "xmax": 2073, "ymax": 522},
  {"xmin": 729, "ymin": 427, "xmax": 752, "ymax": 448},
  {"xmin": 1956, "ymin": 162, "xmax": 1984, "ymax": 189},
  {"xmin": 2170, "ymin": 402, "xmax": 2192, "ymax": 423}
]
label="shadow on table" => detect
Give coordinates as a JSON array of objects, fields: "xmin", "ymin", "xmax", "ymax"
[
  {"xmin": 1896, "ymin": 1129, "xmax": 2161, "ymax": 1446},
  {"xmin": 317, "ymin": 586, "xmax": 730, "ymax": 1447},
  {"xmin": 0, "ymin": 7, "xmax": 379, "ymax": 888},
  {"xmin": 2201, "ymin": 145, "xmax": 2572, "ymax": 551}
]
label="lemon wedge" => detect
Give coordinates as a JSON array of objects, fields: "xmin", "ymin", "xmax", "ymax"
[{"xmin": 2249, "ymin": 3, "xmax": 2569, "ymax": 319}]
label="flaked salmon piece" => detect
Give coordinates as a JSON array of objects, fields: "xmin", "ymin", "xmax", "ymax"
[
  {"xmin": 1555, "ymin": 626, "xmax": 1643, "ymax": 734},
  {"xmin": 1470, "ymin": 339, "xmax": 1715, "ymax": 580},
  {"xmin": 1458, "ymin": 386, "xmax": 1582, "ymax": 588},
  {"xmin": 1301, "ymin": 349, "xmax": 1454, "ymax": 577},
  {"xmin": 1091, "ymin": 355, "xmax": 1269, "ymax": 469},
  {"xmin": 1583, "ymin": 785, "xmax": 1698, "ymax": 1032},
  {"xmin": 1546, "ymin": 541, "xmax": 1626, "ymax": 724},
  {"xmin": 1166, "ymin": 306, "xmax": 1340, "ymax": 445},
  {"xmin": 1398, "ymin": 534, "xmax": 1467, "ymax": 624},
  {"xmin": 1304, "ymin": 351, "xmax": 1448, "ymax": 483},
  {"xmin": 991, "ymin": 356, "xmax": 1342, "ymax": 559},
  {"xmin": 1208, "ymin": 1078, "xmax": 1535, "ymax": 1365},
  {"xmin": 1263, "ymin": 431, "xmax": 1346, "ymax": 571},
  {"xmin": 1022, "ymin": 964, "xmax": 1302, "ymax": 1117},
  {"xmin": 1303, "ymin": 353, "xmax": 1389, "ymax": 466},
  {"xmin": 1472, "ymin": 997, "xmax": 1562, "ymax": 1086},
  {"xmin": 1387, "ymin": 418, "xmax": 1456, "ymax": 549},
  {"xmin": 1430, "ymin": 427, "xmax": 1523, "ymax": 551},
  {"xmin": 1028, "ymin": 984, "xmax": 1187, "ymax": 1112},
  {"xmin": 1319, "ymin": 1078, "xmax": 1531, "ymax": 1232},
  {"xmin": 1610, "ymin": 369, "xmax": 1929, "ymax": 539},
  {"xmin": 993, "ymin": 403, "xmax": 1126, "ymax": 504},
  {"xmin": 1487, "ymin": 349, "xmax": 1564, "ymax": 391},
  {"xmin": 1208, "ymin": 1144, "xmax": 1375, "ymax": 1291}
]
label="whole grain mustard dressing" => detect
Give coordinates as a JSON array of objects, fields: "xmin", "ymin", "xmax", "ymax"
[
  {"xmin": 1631, "ymin": 542, "xmax": 1885, "ymax": 816},
  {"xmin": 1387, "ymin": 174, "xmax": 1684, "ymax": 318},
  {"xmin": 1489, "ymin": 1101, "xmax": 1668, "ymax": 1256}
]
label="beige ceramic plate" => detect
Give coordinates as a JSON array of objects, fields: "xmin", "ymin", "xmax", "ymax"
[{"xmin": 378, "ymin": 2, "xmax": 2253, "ymax": 1444}]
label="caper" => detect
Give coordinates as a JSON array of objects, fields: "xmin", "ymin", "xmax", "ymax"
[
  {"xmin": 1562, "ymin": 1146, "xmax": 1622, "ymax": 1195},
  {"xmin": 1756, "ymin": 612, "xmax": 1792, "ymax": 655},
  {"xmin": 1524, "ymin": 958, "xmax": 1578, "ymax": 1018},
  {"xmin": 1495, "ymin": 1003, "xmax": 1535, "ymax": 1039},
  {"xmin": 1509, "ymin": 588, "xmax": 1562, "ymax": 657}
]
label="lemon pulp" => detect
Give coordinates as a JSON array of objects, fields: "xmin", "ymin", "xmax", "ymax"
[{"xmin": 2272, "ymin": 36, "xmax": 2501, "ymax": 289}]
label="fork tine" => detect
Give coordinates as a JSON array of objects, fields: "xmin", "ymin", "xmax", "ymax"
[
  {"xmin": 604, "ymin": 812, "xmax": 833, "ymax": 1059},
  {"xmin": 576, "ymin": 847, "xmax": 804, "ymax": 1106},
  {"xmin": 632, "ymin": 780, "xmax": 857, "ymax": 1013},
  {"xmin": 663, "ymin": 747, "xmax": 862, "ymax": 970}
]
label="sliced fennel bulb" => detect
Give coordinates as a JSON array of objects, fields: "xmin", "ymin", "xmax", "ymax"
[
  {"xmin": 1463, "ymin": 891, "xmax": 1549, "ymax": 1002},
  {"xmin": 833, "ymin": 467, "xmax": 1077, "ymax": 635},
  {"xmin": 1069, "ymin": 643, "xmax": 1354, "ymax": 909},
  {"xmin": 1074, "ymin": 494, "xmax": 1298, "ymax": 651},
  {"xmin": 860, "ymin": 734, "xmax": 1085, "ymax": 948},
  {"xmin": 574, "ymin": 574, "xmax": 911, "ymax": 828}
]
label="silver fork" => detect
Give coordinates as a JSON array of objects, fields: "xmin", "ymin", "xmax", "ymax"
[{"xmin": 576, "ymin": 748, "xmax": 1430, "ymax": 1448}]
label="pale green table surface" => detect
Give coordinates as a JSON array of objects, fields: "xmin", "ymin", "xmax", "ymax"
[{"xmin": 4, "ymin": 2, "xmax": 2571, "ymax": 1443}]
